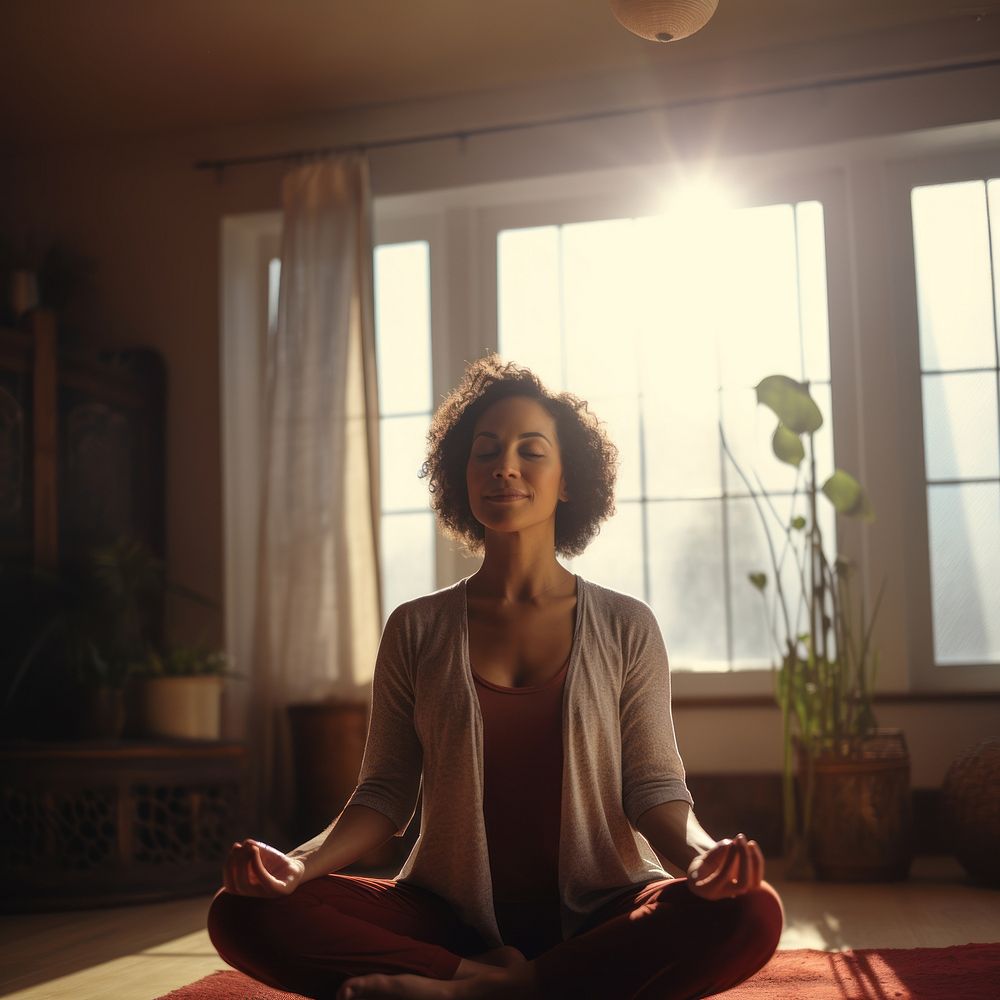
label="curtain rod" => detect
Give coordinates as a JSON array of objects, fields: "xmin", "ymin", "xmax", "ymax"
[{"xmin": 193, "ymin": 57, "xmax": 1000, "ymax": 173}]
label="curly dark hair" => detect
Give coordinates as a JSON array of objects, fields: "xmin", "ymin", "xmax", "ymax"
[{"xmin": 419, "ymin": 353, "xmax": 619, "ymax": 558}]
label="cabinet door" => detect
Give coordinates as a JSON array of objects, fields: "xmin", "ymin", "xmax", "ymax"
[{"xmin": 57, "ymin": 346, "xmax": 166, "ymax": 569}]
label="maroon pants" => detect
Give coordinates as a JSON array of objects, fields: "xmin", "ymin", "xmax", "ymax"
[{"xmin": 207, "ymin": 874, "xmax": 784, "ymax": 1000}]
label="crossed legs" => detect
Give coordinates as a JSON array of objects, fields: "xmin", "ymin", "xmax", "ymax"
[{"xmin": 207, "ymin": 874, "xmax": 783, "ymax": 1000}]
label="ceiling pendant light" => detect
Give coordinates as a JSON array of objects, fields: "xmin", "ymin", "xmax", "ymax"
[{"xmin": 609, "ymin": 0, "xmax": 719, "ymax": 43}]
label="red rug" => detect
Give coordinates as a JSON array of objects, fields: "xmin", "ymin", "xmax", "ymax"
[{"xmin": 157, "ymin": 943, "xmax": 1000, "ymax": 999}]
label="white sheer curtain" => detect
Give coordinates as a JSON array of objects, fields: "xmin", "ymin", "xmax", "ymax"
[{"xmin": 252, "ymin": 154, "xmax": 383, "ymax": 840}]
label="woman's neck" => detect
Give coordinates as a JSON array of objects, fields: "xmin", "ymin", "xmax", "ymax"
[{"xmin": 470, "ymin": 544, "xmax": 574, "ymax": 604}]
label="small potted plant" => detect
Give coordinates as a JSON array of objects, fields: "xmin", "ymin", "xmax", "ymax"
[
  {"xmin": 4, "ymin": 536, "xmax": 217, "ymax": 740},
  {"xmin": 137, "ymin": 642, "xmax": 235, "ymax": 740},
  {"xmin": 721, "ymin": 375, "xmax": 910, "ymax": 881},
  {"xmin": 4, "ymin": 538, "xmax": 160, "ymax": 739}
]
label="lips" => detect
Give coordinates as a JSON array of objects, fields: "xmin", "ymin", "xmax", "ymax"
[{"xmin": 487, "ymin": 492, "xmax": 528, "ymax": 499}]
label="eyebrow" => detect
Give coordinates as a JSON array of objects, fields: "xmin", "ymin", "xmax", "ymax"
[{"xmin": 473, "ymin": 431, "xmax": 552, "ymax": 445}]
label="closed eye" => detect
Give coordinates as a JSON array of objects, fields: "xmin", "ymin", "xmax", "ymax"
[{"xmin": 474, "ymin": 451, "xmax": 545, "ymax": 459}]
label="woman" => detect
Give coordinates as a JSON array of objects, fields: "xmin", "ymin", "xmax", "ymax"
[{"xmin": 208, "ymin": 355, "xmax": 784, "ymax": 1000}]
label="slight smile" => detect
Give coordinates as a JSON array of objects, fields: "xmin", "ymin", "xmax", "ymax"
[{"xmin": 486, "ymin": 492, "xmax": 528, "ymax": 502}]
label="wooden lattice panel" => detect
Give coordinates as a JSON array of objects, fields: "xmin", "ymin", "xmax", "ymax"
[{"xmin": 0, "ymin": 740, "xmax": 247, "ymax": 911}]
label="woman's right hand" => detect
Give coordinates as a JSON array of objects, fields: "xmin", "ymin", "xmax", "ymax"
[{"xmin": 222, "ymin": 839, "xmax": 306, "ymax": 898}]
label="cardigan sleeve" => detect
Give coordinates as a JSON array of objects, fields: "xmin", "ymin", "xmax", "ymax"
[
  {"xmin": 342, "ymin": 605, "xmax": 424, "ymax": 837},
  {"xmin": 619, "ymin": 600, "xmax": 694, "ymax": 828}
]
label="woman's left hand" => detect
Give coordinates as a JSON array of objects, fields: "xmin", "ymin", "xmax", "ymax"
[{"xmin": 686, "ymin": 833, "xmax": 764, "ymax": 901}]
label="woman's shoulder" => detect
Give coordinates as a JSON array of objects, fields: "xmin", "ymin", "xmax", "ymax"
[{"xmin": 578, "ymin": 576, "xmax": 659, "ymax": 635}]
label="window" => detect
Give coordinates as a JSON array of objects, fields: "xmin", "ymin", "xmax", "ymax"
[
  {"xmin": 373, "ymin": 242, "xmax": 436, "ymax": 617},
  {"xmin": 497, "ymin": 200, "xmax": 835, "ymax": 672},
  {"xmin": 911, "ymin": 178, "xmax": 1000, "ymax": 667},
  {"xmin": 230, "ymin": 129, "xmax": 1000, "ymax": 697}
]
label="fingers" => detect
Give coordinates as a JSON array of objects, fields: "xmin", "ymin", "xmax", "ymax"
[
  {"xmin": 691, "ymin": 835, "xmax": 765, "ymax": 900},
  {"xmin": 694, "ymin": 840, "xmax": 741, "ymax": 895},
  {"xmin": 222, "ymin": 840, "xmax": 244, "ymax": 894},
  {"xmin": 223, "ymin": 840, "xmax": 285, "ymax": 897},
  {"xmin": 746, "ymin": 838, "xmax": 765, "ymax": 890},
  {"xmin": 248, "ymin": 843, "xmax": 287, "ymax": 893}
]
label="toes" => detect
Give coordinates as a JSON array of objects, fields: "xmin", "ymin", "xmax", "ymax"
[{"xmin": 338, "ymin": 975, "xmax": 381, "ymax": 1000}]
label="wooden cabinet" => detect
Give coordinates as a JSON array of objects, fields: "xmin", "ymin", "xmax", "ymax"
[
  {"xmin": 0, "ymin": 309, "xmax": 165, "ymax": 573},
  {"xmin": 0, "ymin": 740, "xmax": 247, "ymax": 911}
]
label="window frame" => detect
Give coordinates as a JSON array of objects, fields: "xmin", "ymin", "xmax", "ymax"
[{"xmin": 887, "ymin": 146, "xmax": 1000, "ymax": 693}]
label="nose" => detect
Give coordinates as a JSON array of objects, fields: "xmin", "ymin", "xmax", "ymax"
[{"xmin": 492, "ymin": 451, "xmax": 522, "ymax": 480}]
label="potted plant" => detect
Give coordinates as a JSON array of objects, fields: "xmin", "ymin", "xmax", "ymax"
[
  {"xmin": 720, "ymin": 375, "xmax": 911, "ymax": 881},
  {"xmin": 137, "ymin": 642, "xmax": 235, "ymax": 740},
  {"xmin": 3, "ymin": 536, "xmax": 218, "ymax": 740},
  {"xmin": 4, "ymin": 539, "xmax": 159, "ymax": 739}
]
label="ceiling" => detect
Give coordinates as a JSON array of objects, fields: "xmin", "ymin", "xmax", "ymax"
[{"xmin": 2, "ymin": 0, "xmax": 999, "ymax": 151}]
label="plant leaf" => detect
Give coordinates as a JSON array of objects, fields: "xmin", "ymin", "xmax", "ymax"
[
  {"xmin": 772, "ymin": 423, "xmax": 805, "ymax": 467},
  {"xmin": 756, "ymin": 375, "xmax": 823, "ymax": 434},
  {"xmin": 822, "ymin": 470, "xmax": 875, "ymax": 521}
]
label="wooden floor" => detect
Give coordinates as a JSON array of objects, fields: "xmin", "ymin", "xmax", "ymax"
[{"xmin": 1, "ymin": 857, "xmax": 998, "ymax": 1000}]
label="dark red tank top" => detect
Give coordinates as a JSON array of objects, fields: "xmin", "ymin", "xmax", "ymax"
[{"xmin": 473, "ymin": 658, "xmax": 569, "ymax": 954}]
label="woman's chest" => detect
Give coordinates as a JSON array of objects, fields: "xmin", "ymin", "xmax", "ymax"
[{"xmin": 467, "ymin": 597, "xmax": 576, "ymax": 689}]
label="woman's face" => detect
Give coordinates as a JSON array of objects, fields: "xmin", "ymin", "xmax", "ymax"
[{"xmin": 466, "ymin": 395, "xmax": 569, "ymax": 539}]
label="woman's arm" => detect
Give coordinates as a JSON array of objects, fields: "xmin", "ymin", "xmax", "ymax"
[
  {"xmin": 637, "ymin": 800, "xmax": 766, "ymax": 900},
  {"xmin": 287, "ymin": 804, "xmax": 398, "ymax": 881},
  {"xmin": 635, "ymin": 799, "xmax": 717, "ymax": 871}
]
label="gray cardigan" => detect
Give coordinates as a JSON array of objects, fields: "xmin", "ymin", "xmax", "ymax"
[{"xmin": 343, "ymin": 574, "xmax": 694, "ymax": 947}]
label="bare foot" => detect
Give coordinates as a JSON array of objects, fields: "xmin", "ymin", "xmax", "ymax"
[
  {"xmin": 335, "ymin": 961, "xmax": 537, "ymax": 1000},
  {"xmin": 335, "ymin": 971, "xmax": 474, "ymax": 1000}
]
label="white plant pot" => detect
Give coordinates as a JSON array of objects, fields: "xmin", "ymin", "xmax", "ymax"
[{"xmin": 141, "ymin": 676, "xmax": 224, "ymax": 740}]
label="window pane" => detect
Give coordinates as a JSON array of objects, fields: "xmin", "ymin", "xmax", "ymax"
[
  {"xmin": 561, "ymin": 219, "xmax": 639, "ymax": 399},
  {"xmin": 927, "ymin": 483, "xmax": 1000, "ymax": 664},
  {"xmin": 633, "ymin": 214, "xmax": 719, "ymax": 397},
  {"xmin": 268, "ymin": 257, "xmax": 281, "ymax": 337},
  {"xmin": 912, "ymin": 181, "xmax": 995, "ymax": 371},
  {"xmin": 381, "ymin": 512, "xmax": 436, "ymax": 616},
  {"xmin": 643, "ymin": 376, "xmax": 721, "ymax": 499},
  {"xmin": 647, "ymin": 499, "xmax": 728, "ymax": 669},
  {"xmin": 991, "ymin": 179, "xmax": 1000, "ymax": 338},
  {"xmin": 569, "ymin": 501, "xmax": 644, "ymax": 599},
  {"xmin": 498, "ymin": 197, "xmax": 831, "ymax": 672},
  {"xmin": 797, "ymin": 201, "xmax": 831, "ymax": 384},
  {"xmin": 717, "ymin": 204, "xmax": 803, "ymax": 388},
  {"xmin": 380, "ymin": 414, "xmax": 431, "ymax": 512},
  {"xmin": 728, "ymin": 494, "xmax": 837, "ymax": 669},
  {"xmin": 922, "ymin": 372, "xmax": 1000, "ymax": 481},
  {"xmin": 374, "ymin": 242, "xmax": 432, "ymax": 415},
  {"xmin": 590, "ymin": 393, "xmax": 641, "ymax": 501},
  {"xmin": 498, "ymin": 227, "xmax": 564, "ymax": 390},
  {"xmin": 727, "ymin": 496, "xmax": 773, "ymax": 669}
]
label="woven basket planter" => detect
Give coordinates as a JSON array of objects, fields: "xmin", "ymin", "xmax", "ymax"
[
  {"xmin": 942, "ymin": 739, "xmax": 1000, "ymax": 887},
  {"xmin": 797, "ymin": 728, "xmax": 913, "ymax": 881}
]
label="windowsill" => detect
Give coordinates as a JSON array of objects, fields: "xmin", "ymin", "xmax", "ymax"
[{"xmin": 672, "ymin": 689, "xmax": 1000, "ymax": 709}]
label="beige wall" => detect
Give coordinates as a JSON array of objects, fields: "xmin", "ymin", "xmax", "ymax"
[
  {"xmin": 2, "ymin": 49, "xmax": 999, "ymax": 780},
  {"xmin": 673, "ymin": 699, "xmax": 1000, "ymax": 786}
]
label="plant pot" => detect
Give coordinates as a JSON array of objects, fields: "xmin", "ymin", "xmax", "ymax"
[
  {"xmin": 141, "ymin": 676, "xmax": 224, "ymax": 739},
  {"xmin": 797, "ymin": 728, "xmax": 913, "ymax": 881},
  {"xmin": 287, "ymin": 700, "xmax": 398, "ymax": 870}
]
